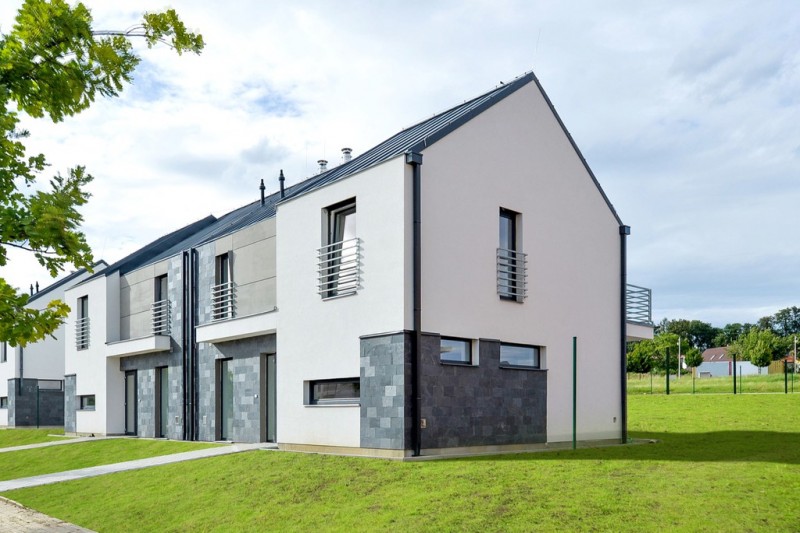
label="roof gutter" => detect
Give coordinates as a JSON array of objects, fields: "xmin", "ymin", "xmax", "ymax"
[
  {"xmin": 405, "ymin": 150, "xmax": 423, "ymax": 457},
  {"xmin": 620, "ymin": 224, "xmax": 630, "ymax": 443}
]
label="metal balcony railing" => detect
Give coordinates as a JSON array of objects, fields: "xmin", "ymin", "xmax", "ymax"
[
  {"xmin": 151, "ymin": 299, "xmax": 171, "ymax": 335},
  {"xmin": 211, "ymin": 282, "xmax": 236, "ymax": 321},
  {"xmin": 318, "ymin": 237, "xmax": 361, "ymax": 299},
  {"xmin": 626, "ymin": 284, "xmax": 653, "ymax": 325},
  {"xmin": 75, "ymin": 316, "xmax": 90, "ymax": 349},
  {"xmin": 497, "ymin": 248, "xmax": 528, "ymax": 301}
]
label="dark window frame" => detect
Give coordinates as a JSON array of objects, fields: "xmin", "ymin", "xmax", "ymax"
[
  {"xmin": 155, "ymin": 274, "xmax": 168, "ymax": 303},
  {"xmin": 215, "ymin": 253, "xmax": 230, "ymax": 286},
  {"xmin": 0, "ymin": 341, "xmax": 6, "ymax": 363},
  {"xmin": 76, "ymin": 295, "xmax": 89, "ymax": 350},
  {"xmin": 79, "ymin": 394, "xmax": 96, "ymax": 411},
  {"xmin": 309, "ymin": 378, "xmax": 360, "ymax": 405},
  {"xmin": 499, "ymin": 342, "xmax": 542, "ymax": 370},
  {"xmin": 439, "ymin": 337, "xmax": 473, "ymax": 365},
  {"xmin": 499, "ymin": 208, "xmax": 520, "ymax": 302},
  {"xmin": 0, "ymin": 396, "xmax": 7, "ymax": 409},
  {"xmin": 321, "ymin": 198, "xmax": 358, "ymax": 299}
]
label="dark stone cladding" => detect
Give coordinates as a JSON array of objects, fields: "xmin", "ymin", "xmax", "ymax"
[
  {"xmin": 360, "ymin": 332, "xmax": 412, "ymax": 450},
  {"xmin": 120, "ymin": 351, "xmax": 179, "ymax": 439},
  {"xmin": 64, "ymin": 374, "xmax": 76, "ymax": 433},
  {"xmin": 7, "ymin": 378, "xmax": 64, "ymax": 427},
  {"xmin": 418, "ymin": 334, "xmax": 547, "ymax": 449}
]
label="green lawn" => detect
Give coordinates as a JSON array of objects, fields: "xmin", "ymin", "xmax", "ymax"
[
  {"xmin": 0, "ymin": 439, "xmax": 219, "ymax": 481},
  {"xmin": 3, "ymin": 394, "xmax": 799, "ymax": 531},
  {"xmin": 0, "ymin": 428, "xmax": 65, "ymax": 448},
  {"xmin": 628, "ymin": 371, "xmax": 799, "ymax": 395}
]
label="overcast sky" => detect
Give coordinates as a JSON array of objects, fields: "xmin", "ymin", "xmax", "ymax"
[{"xmin": 2, "ymin": 0, "xmax": 798, "ymax": 327}]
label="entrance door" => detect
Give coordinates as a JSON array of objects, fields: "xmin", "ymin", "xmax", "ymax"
[
  {"xmin": 263, "ymin": 354, "xmax": 276, "ymax": 442},
  {"xmin": 124, "ymin": 371, "xmax": 137, "ymax": 436},
  {"xmin": 155, "ymin": 366, "xmax": 169, "ymax": 438},
  {"xmin": 219, "ymin": 359, "xmax": 233, "ymax": 441}
]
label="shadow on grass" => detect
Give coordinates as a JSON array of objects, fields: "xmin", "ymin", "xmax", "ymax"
[{"xmin": 459, "ymin": 431, "xmax": 800, "ymax": 465}]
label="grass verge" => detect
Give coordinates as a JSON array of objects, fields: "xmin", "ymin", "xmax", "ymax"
[
  {"xmin": 0, "ymin": 439, "xmax": 219, "ymax": 481},
  {"xmin": 0, "ymin": 428, "xmax": 65, "ymax": 448},
  {"xmin": 3, "ymin": 395, "xmax": 799, "ymax": 532}
]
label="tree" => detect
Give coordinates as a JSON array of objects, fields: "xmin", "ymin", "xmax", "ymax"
[
  {"xmin": 627, "ymin": 340, "xmax": 655, "ymax": 374},
  {"xmin": 0, "ymin": 0, "xmax": 203, "ymax": 346},
  {"xmin": 730, "ymin": 329, "xmax": 780, "ymax": 370},
  {"xmin": 683, "ymin": 347, "xmax": 703, "ymax": 370},
  {"xmin": 658, "ymin": 318, "xmax": 719, "ymax": 352},
  {"xmin": 772, "ymin": 307, "xmax": 800, "ymax": 337}
]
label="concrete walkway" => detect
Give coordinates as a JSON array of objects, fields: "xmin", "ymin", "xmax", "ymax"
[
  {"xmin": 0, "ymin": 442, "xmax": 274, "ymax": 492},
  {"xmin": 0, "ymin": 436, "xmax": 104, "ymax": 454}
]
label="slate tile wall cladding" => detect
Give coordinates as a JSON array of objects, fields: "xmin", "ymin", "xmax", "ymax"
[
  {"xmin": 7, "ymin": 378, "xmax": 64, "ymax": 426},
  {"xmin": 359, "ymin": 332, "xmax": 412, "ymax": 450},
  {"xmin": 64, "ymin": 374, "xmax": 76, "ymax": 433},
  {"xmin": 419, "ymin": 334, "xmax": 547, "ymax": 449}
]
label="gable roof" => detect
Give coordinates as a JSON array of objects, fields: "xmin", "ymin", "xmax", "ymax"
[
  {"xmin": 702, "ymin": 347, "xmax": 731, "ymax": 362},
  {"xmin": 28, "ymin": 260, "xmax": 108, "ymax": 303},
  {"xmin": 95, "ymin": 70, "xmax": 622, "ymax": 279}
]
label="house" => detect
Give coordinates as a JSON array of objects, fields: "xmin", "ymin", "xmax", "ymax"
[
  {"xmin": 0, "ymin": 262, "xmax": 106, "ymax": 428},
  {"xmin": 62, "ymin": 71, "xmax": 654, "ymax": 456},
  {"xmin": 696, "ymin": 347, "xmax": 762, "ymax": 377}
]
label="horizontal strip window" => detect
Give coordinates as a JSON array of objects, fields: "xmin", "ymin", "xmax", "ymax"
[
  {"xmin": 499, "ymin": 343, "xmax": 541, "ymax": 369},
  {"xmin": 0, "ymin": 397, "xmax": 7, "ymax": 409},
  {"xmin": 79, "ymin": 395, "xmax": 96, "ymax": 411},
  {"xmin": 309, "ymin": 378, "xmax": 360, "ymax": 405},
  {"xmin": 440, "ymin": 337, "xmax": 473, "ymax": 365}
]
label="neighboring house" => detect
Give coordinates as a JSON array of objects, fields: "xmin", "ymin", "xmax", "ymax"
[
  {"xmin": 63, "ymin": 71, "xmax": 654, "ymax": 456},
  {"xmin": 696, "ymin": 347, "xmax": 763, "ymax": 377},
  {"xmin": 0, "ymin": 262, "xmax": 106, "ymax": 427}
]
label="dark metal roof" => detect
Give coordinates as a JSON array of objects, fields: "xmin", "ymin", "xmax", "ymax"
[
  {"xmin": 27, "ymin": 260, "xmax": 108, "ymax": 303},
  {"xmin": 281, "ymin": 72, "xmax": 537, "ymax": 200}
]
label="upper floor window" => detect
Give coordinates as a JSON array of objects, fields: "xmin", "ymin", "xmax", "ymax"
[
  {"xmin": 213, "ymin": 253, "xmax": 235, "ymax": 320},
  {"xmin": 152, "ymin": 275, "xmax": 170, "ymax": 335},
  {"xmin": 497, "ymin": 208, "xmax": 527, "ymax": 302},
  {"xmin": 1, "ymin": 341, "xmax": 6, "ymax": 363},
  {"xmin": 318, "ymin": 199, "xmax": 360, "ymax": 299},
  {"xmin": 76, "ymin": 295, "xmax": 89, "ymax": 350}
]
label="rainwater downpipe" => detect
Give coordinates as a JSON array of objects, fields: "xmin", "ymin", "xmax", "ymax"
[
  {"xmin": 619, "ymin": 225, "xmax": 630, "ymax": 444},
  {"xmin": 406, "ymin": 151, "xmax": 423, "ymax": 457}
]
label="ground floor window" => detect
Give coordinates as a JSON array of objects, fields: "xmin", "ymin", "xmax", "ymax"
[
  {"xmin": 499, "ymin": 343, "xmax": 541, "ymax": 369},
  {"xmin": 309, "ymin": 378, "xmax": 360, "ymax": 405},
  {"xmin": 0, "ymin": 397, "xmax": 7, "ymax": 408},
  {"xmin": 440, "ymin": 337, "xmax": 473, "ymax": 364},
  {"xmin": 79, "ymin": 395, "xmax": 95, "ymax": 410}
]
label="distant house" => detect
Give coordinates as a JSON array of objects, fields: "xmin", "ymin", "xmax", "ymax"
[
  {"xmin": 0, "ymin": 262, "xmax": 106, "ymax": 428},
  {"xmin": 696, "ymin": 347, "xmax": 762, "ymax": 378}
]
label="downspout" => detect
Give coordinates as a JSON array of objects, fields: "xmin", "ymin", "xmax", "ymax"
[
  {"xmin": 190, "ymin": 248, "xmax": 199, "ymax": 441},
  {"xmin": 619, "ymin": 225, "xmax": 630, "ymax": 443},
  {"xmin": 181, "ymin": 251, "xmax": 190, "ymax": 441},
  {"xmin": 405, "ymin": 151, "xmax": 423, "ymax": 457}
]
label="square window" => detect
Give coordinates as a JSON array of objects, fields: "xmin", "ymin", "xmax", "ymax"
[
  {"xmin": 0, "ymin": 397, "xmax": 7, "ymax": 409},
  {"xmin": 309, "ymin": 378, "xmax": 360, "ymax": 405},
  {"xmin": 440, "ymin": 337, "xmax": 472, "ymax": 364},
  {"xmin": 79, "ymin": 395, "xmax": 96, "ymax": 411},
  {"xmin": 500, "ymin": 343, "xmax": 541, "ymax": 369}
]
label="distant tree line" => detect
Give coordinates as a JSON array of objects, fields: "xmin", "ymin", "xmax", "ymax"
[{"xmin": 627, "ymin": 306, "xmax": 799, "ymax": 374}]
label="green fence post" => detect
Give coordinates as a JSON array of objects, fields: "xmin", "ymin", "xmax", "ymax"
[
  {"xmin": 665, "ymin": 348, "xmax": 670, "ymax": 395},
  {"xmin": 785, "ymin": 361, "xmax": 789, "ymax": 394},
  {"xmin": 572, "ymin": 336, "xmax": 577, "ymax": 451}
]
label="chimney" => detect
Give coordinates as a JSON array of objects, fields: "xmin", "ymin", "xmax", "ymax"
[
  {"xmin": 279, "ymin": 169, "xmax": 285, "ymax": 199},
  {"xmin": 318, "ymin": 159, "xmax": 328, "ymax": 174},
  {"xmin": 35, "ymin": 282, "xmax": 39, "ymax": 293},
  {"xmin": 259, "ymin": 179, "xmax": 266, "ymax": 206},
  {"xmin": 29, "ymin": 284, "xmax": 34, "ymax": 296},
  {"xmin": 342, "ymin": 147, "xmax": 352, "ymax": 163}
]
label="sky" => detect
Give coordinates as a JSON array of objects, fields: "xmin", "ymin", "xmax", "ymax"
[{"xmin": 1, "ymin": 0, "xmax": 798, "ymax": 327}]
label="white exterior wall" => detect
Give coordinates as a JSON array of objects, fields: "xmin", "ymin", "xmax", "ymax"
[
  {"xmin": 0, "ymin": 343, "xmax": 17, "ymax": 425},
  {"xmin": 65, "ymin": 272, "xmax": 123, "ymax": 435},
  {"xmin": 419, "ymin": 82, "xmax": 622, "ymax": 442},
  {"xmin": 276, "ymin": 157, "xmax": 409, "ymax": 447}
]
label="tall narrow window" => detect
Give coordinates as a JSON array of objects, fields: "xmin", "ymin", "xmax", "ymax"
[
  {"xmin": 213, "ymin": 253, "xmax": 234, "ymax": 320},
  {"xmin": 76, "ymin": 295, "xmax": 90, "ymax": 349},
  {"xmin": 152, "ymin": 275, "xmax": 170, "ymax": 335},
  {"xmin": 1, "ymin": 342, "xmax": 6, "ymax": 363},
  {"xmin": 319, "ymin": 199, "xmax": 360, "ymax": 298},
  {"xmin": 497, "ymin": 208, "xmax": 527, "ymax": 301}
]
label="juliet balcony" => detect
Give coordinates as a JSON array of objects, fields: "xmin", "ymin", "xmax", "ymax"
[{"xmin": 497, "ymin": 248, "xmax": 528, "ymax": 302}]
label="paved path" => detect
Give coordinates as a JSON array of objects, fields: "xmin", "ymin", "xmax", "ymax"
[
  {"xmin": 0, "ymin": 436, "xmax": 104, "ymax": 454},
  {"xmin": 0, "ymin": 441, "xmax": 276, "ymax": 531}
]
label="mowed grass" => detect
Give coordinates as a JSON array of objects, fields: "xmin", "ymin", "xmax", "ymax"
[
  {"xmin": 0, "ymin": 439, "xmax": 219, "ymax": 481},
  {"xmin": 4, "ymin": 394, "xmax": 800, "ymax": 532},
  {"xmin": 0, "ymin": 428, "xmax": 65, "ymax": 448},
  {"xmin": 628, "ymin": 371, "xmax": 799, "ymax": 395}
]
